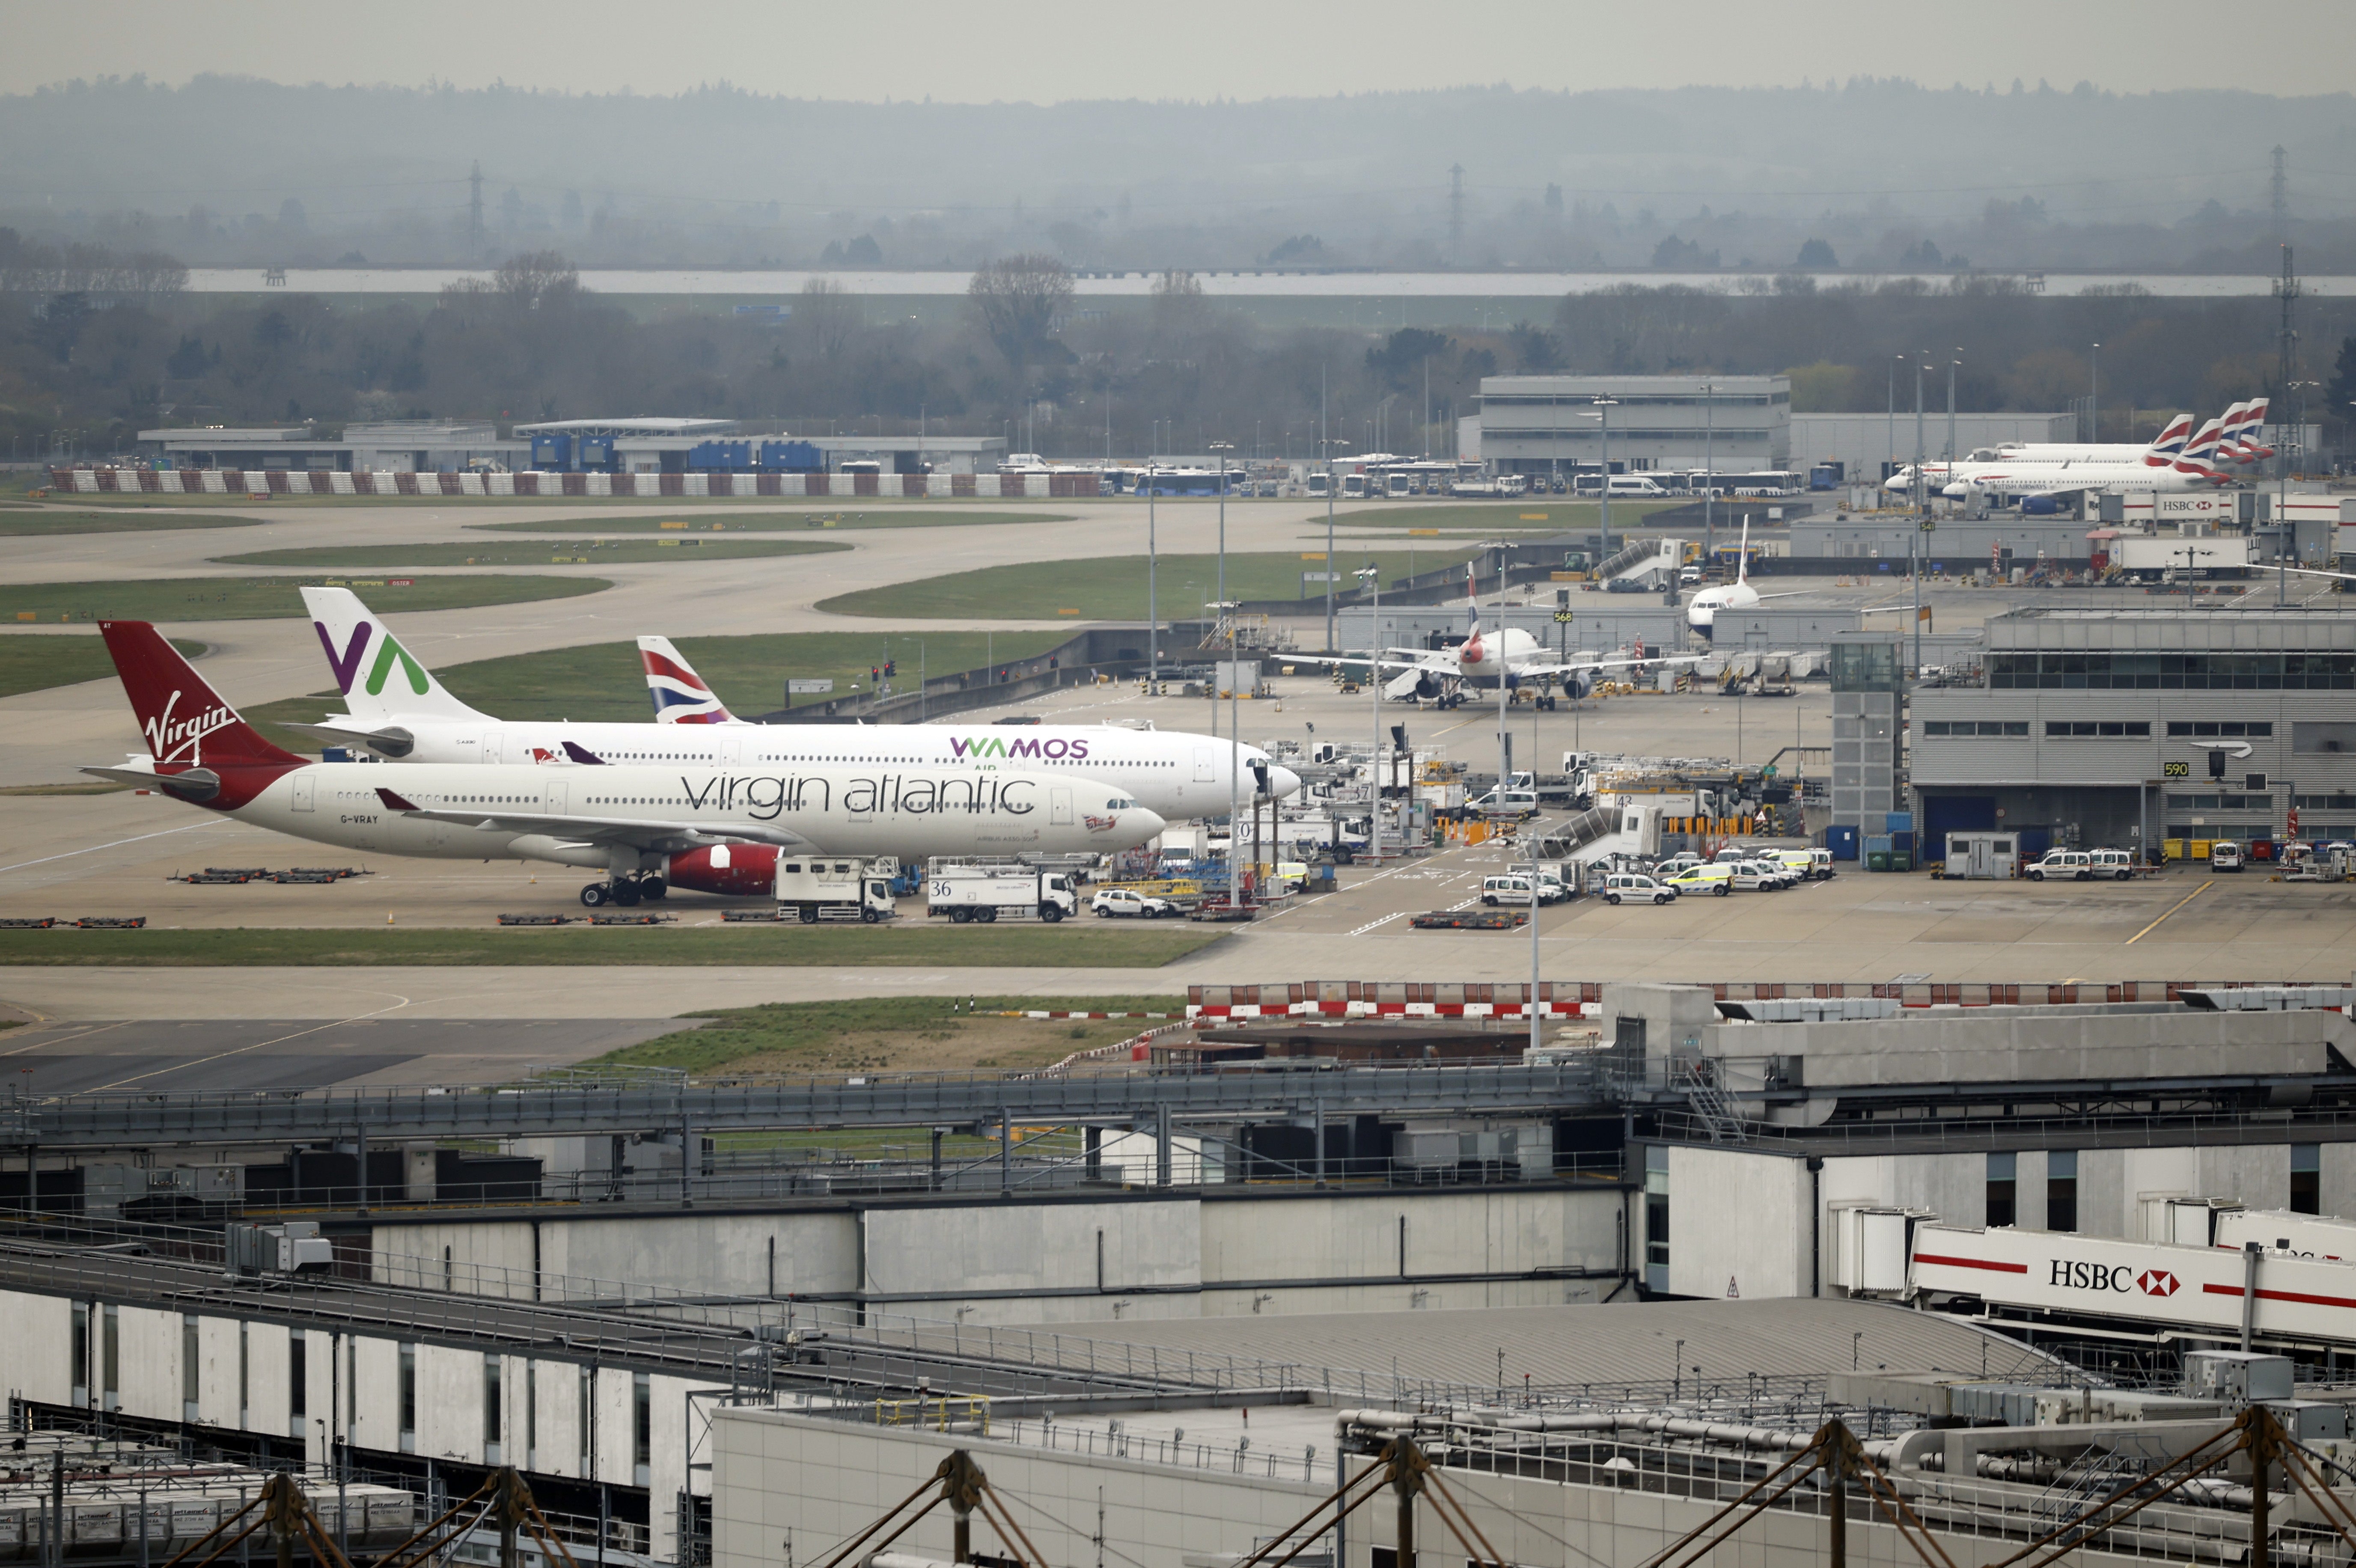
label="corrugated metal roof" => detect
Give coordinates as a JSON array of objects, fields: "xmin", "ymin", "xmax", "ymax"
[{"xmin": 1014, "ymin": 1297, "xmax": 2053, "ymax": 1393}]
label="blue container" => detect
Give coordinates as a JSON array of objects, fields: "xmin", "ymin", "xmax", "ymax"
[
  {"xmin": 759, "ymin": 439, "xmax": 823, "ymax": 472},
  {"xmin": 690, "ymin": 440, "xmax": 753, "ymax": 471},
  {"xmin": 578, "ymin": 436, "xmax": 615, "ymax": 469},
  {"xmin": 1885, "ymin": 811, "xmax": 1913, "ymax": 834},
  {"xmin": 1892, "ymin": 831, "xmax": 1914, "ymax": 854},
  {"xmin": 1826, "ymin": 824, "xmax": 1861, "ymax": 861},
  {"xmin": 529, "ymin": 433, "xmax": 571, "ymax": 470}
]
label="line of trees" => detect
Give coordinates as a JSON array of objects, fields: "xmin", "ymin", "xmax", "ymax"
[{"xmin": 4, "ymin": 247, "xmax": 2350, "ymax": 464}]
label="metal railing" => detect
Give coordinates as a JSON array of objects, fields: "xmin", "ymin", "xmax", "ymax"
[{"xmin": 1, "ymin": 1062, "xmax": 1613, "ymax": 1152}]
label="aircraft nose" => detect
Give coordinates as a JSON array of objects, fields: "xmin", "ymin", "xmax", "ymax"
[
  {"xmin": 1130, "ymin": 807, "xmax": 1168, "ymax": 843},
  {"xmin": 1267, "ymin": 765, "xmax": 1303, "ymax": 799}
]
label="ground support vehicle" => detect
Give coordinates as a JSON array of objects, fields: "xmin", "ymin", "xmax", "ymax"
[
  {"xmin": 1410, "ymin": 908, "xmax": 1527, "ymax": 930},
  {"xmin": 774, "ymin": 856, "xmax": 898, "ymax": 924},
  {"xmin": 2026, "ymin": 849, "xmax": 2094, "ymax": 882},
  {"xmin": 925, "ymin": 858, "xmax": 1079, "ymax": 923},
  {"xmin": 2211, "ymin": 841, "xmax": 2246, "ymax": 873},
  {"xmin": 1665, "ymin": 865, "xmax": 1733, "ymax": 896}
]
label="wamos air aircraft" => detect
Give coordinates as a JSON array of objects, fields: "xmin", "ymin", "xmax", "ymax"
[{"xmin": 292, "ymin": 588, "xmax": 1299, "ymax": 829}]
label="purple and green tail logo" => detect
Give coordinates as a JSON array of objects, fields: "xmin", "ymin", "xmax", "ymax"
[
  {"xmin": 950, "ymin": 735, "xmax": 1091, "ymax": 761},
  {"xmin": 314, "ymin": 621, "xmax": 429, "ymax": 697}
]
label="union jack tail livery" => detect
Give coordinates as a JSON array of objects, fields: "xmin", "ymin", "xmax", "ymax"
[
  {"xmin": 638, "ymin": 636, "xmax": 738, "ymax": 725},
  {"xmin": 2214, "ymin": 401, "xmax": 2257, "ymax": 463},
  {"xmin": 2174, "ymin": 417, "xmax": 2228, "ymax": 482},
  {"xmin": 2237, "ymin": 397, "xmax": 2275, "ymax": 460},
  {"xmin": 2140, "ymin": 413, "xmax": 2194, "ymax": 466}
]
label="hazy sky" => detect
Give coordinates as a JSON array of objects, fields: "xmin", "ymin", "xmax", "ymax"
[{"xmin": 8, "ymin": 0, "xmax": 2354, "ymax": 101}]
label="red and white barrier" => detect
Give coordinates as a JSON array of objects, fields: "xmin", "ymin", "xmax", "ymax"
[
  {"xmin": 1188, "ymin": 1000, "xmax": 1599, "ymax": 1020},
  {"xmin": 50, "ymin": 468, "xmax": 1104, "ymax": 500}
]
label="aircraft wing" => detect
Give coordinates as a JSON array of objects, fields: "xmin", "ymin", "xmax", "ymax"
[
  {"xmin": 1288, "ymin": 650, "xmax": 1455, "ymax": 676},
  {"xmin": 1512, "ymin": 652, "xmax": 1707, "ymax": 678},
  {"xmin": 2281, "ymin": 566, "xmax": 2356, "ymax": 583},
  {"xmin": 370, "ymin": 786, "xmax": 811, "ymax": 854}
]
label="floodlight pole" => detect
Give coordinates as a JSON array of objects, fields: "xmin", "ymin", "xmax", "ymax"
[{"xmin": 1358, "ymin": 565, "xmax": 1383, "ymax": 868}]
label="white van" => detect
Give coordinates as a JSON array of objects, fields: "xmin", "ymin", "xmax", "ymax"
[
  {"xmin": 1483, "ymin": 873, "xmax": 1564, "ymax": 906},
  {"xmin": 2025, "ymin": 849, "xmax": 2093, "ymax": 882},
  {"xmin": 2088, "ymin": 848, "xmax": 2136, "ymax": 881},
  {"xmin": 2210, "ymin": 840, "xmax": 2245, "ymax": 873},
  {"xmin": 1602, "ymin": 873, "xmax": 1677, "ymax": 906}
]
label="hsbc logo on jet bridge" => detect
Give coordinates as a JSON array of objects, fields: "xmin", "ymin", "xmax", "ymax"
[{"xmin": 2050, "ymin": 1260, "xmax": 2182, "ymax": 1297}]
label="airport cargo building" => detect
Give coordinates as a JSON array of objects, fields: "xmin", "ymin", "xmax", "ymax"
[{"xmin": 1911, "ymin": 608, "xmax": 2356, "ymax": 856}]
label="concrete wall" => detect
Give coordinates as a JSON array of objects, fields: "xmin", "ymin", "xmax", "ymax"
[
  {"xmin": 371, "ymin": 1185, "xmax": 1629, "ymax": 1327},
  {"xmin": 1668, "ymin": 1146, "xmax": 1812, "ymax": 1301},
  {"xmin": 1716, "ymin": 1006, "xmax": 2348, "ymax": 1090},
  {"xmin": 0, "ymin": 1289, "xmax": 697, "ymax": 1558}
]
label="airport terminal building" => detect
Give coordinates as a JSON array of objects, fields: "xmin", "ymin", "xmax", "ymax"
[
  {"xmin": 1466, "ymin": 374, "xmax": 1789, "ymax": 477},
  {"xmin": 1912, "ymin": 607, "xmax": 2356, "ymax": 857}
]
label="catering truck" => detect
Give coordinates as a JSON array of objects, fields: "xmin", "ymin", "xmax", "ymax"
[
  {"xmin": 774, "ymin": 855, "xmax": 898, "ymax": 924},
  {"xmin": 925, "ymin": 858, "xmax": 1080, "ymax": 923}
]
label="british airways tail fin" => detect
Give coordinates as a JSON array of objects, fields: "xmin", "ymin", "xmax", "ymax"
[
  {"xmin": 2142, "ymin": 414, "xmax": 2193, "ymax": 463},
  {"xmin": 300, "ymin": 587, "xmax": 489, "ymax": 723},
  {"xmin": 638, "ymin": 637, "xmax": 739, "ymax": 724},
  {"xmin": 2240, "ymin": 397, "xmax": 2276, "ymax": 460}
]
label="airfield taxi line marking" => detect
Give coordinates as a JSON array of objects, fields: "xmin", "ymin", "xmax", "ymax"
[
  {"xmin": 2125, "ymin": 880, "xmax": 2214, "ymax": 944},
  {"xmin": 1347, "ymin": 912, "xmax": 1407, "ymax": 935},
  {"xmin": 0, "ymin": 819, "xmax": 221, "ymax": 876}
]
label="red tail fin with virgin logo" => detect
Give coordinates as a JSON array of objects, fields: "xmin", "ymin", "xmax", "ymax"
[{"xmin": 99, "ymin": 620, "xmax": 303, "ymax": 769}]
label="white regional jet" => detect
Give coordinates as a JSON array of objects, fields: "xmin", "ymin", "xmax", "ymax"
[
  {"xmin": 1684, "ymin": 521, "xmax": 1818, "ymax": 638},
  {"xmin": 87, "ymin": 621, "xmax": 1162, "ymax": 910},
  {"xmin": 292, "ymin": 588, "xmax": 1298, "ymax": 848}
]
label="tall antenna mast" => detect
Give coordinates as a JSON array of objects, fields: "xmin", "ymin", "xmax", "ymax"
[
  {"xmin": 2276, "ymin": 242, "xmax": 2302, "ymax": 400},
  {"xmin": 2270, "ymin": 145, "xmax": 2290, "ymax": 245},
  {"xmin": 1448, "ymin": 165, "xmax": 1465, "ymax": 257},
  {"xmin": 468, "ymin": 161, "xmax": 485, "ymax": 261}
]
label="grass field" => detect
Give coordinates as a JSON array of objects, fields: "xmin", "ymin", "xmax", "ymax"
[
  {"xmin": 214, "ymin": 538, "xmax": 851, "ymax": 568},
  {"xmin": 0, "ymin": 511, "xmax": 266, "ymax": 536},
  {"xmin": 0, "ymin": 575, "xmax": 610, "ymax": 624},
  {"xmin": 816, "ymin": 546, "xmax": 1482, "ymax": 620},
  {"xmin": 470, "ymin": 510, "xmax": 1068, "ymax": 534},
  {"xmin": 0, "ymin": 635, "xmax": 205, "ymax": 698},
  {"xmin": 1329, "ymin": 502, "xmax": 1681, "ymax": 532},
  {"xmin": 244, "ymin": 627, "xmax": 1071, "ymax": 736},
  {"xmin": 602, "ymin": 994, "xmax": 1184, "ymax": 1074},
  {"xmin": 0, "ymin": 925, "xmax": 1223, "ymax": 968}
]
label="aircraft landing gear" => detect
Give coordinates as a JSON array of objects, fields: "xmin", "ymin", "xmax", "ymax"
[
  {"xmin": 579, "ymin": 882, "xmax": 610, "ymax": 908},
  {"xmin": 638, "ymin": 875, "xmax": 667, "ymax": 901},
  {"xmin": 580, "ymin": 879, "xmax": 643, "ymax": 909},
  {"xmin": 610, "ymin": 880, "xmax": 643, "ymax": 908}
]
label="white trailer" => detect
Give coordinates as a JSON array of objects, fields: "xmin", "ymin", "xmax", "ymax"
[
  {"xmin": 774, "ymin": 855, "xmax": 897, "ymax": 924},
  {"xmin": 925, "ymin": 858, "xmax": 1079, "ymax": 923},
  {"xmin": 2110, "ymin": 534, "xmax": 2253, "ymax": 579},
  {"xmin": 1910, "ymin": 1221, "xmax": 2356, "ymax": 1345}
]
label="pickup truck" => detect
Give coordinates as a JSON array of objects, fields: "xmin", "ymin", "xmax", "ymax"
[{"xmin": 1091, "ymin": 887, "xmax": 1181, "ymax": 919}]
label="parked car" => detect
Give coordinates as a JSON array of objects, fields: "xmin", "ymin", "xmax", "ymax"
[
  {"xmin": 1725, "ymin": 860, "xmax": 1796, "ymax": 891},
  {"xmin": 1654, "ymin": 852, "xmax": 1707, "ymax": 879},
  {"xmin": 2025, "ymin": 849, "xmax": 2094, "ymax": 882},
  {"xmin": 2210, "ymin": 840, "xmax": 2245, "ymax": 873},
  {"xmin": 1602, "ymin": 873, "xmax": 1678, "ymax": 906},
  {"xmin": 1091, "ymin": 887, "xmax": 1181, "ymax": 918}
]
